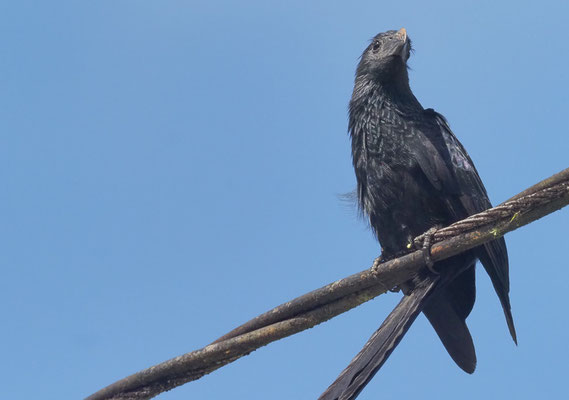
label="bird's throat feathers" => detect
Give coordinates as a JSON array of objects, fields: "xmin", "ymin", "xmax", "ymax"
[
  {"xmin": 349, "ymin": 71, "xmax": 421, "ymax": 137},
  {"xmin": 351, "ymin": 67, "xmax": 415, "ymax": 110}
]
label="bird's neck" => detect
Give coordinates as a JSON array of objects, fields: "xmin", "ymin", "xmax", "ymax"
[{"xmin": 351, "ymin": 72, "xmax": 422, "ymax": 113}]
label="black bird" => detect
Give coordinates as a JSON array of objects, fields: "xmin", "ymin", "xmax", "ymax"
[{"xmin": 320, "ymin": 28, "xmax": 516, "ymax": 400}]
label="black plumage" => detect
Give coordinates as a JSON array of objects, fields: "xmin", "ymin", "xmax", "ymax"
[{"xmin": 320, "ymin": 28, "xmax": 516, "ymax": 400}]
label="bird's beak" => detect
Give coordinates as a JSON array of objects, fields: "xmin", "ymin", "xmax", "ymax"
[
  {"xmin": 396, "ymin": 28, "xmax": 409, "ymax": 60},
  {"xmin": 397, "ymin": 28, "xmax": 407, "ymax": 42}
]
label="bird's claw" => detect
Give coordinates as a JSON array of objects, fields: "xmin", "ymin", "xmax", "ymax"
[
  {"xmin": 413, "ymin": 227, "xmax": 439, "ymax": 274},
  {"xmin": 370, "ymin": 255, "xmax": 401, "ymax": 292},
  {"xmin": 370, "ymin": 256, "xmax": 383, "ymax": 273}
]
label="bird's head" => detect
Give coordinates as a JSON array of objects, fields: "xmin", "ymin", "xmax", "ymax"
[{"xmin": 356, "ymin": 28, "xmax": 412, "ymax": 82}]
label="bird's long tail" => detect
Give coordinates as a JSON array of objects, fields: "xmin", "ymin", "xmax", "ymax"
[{"xmin": 318, "ymin": 275, "xmax": 440, "ymax": 400}]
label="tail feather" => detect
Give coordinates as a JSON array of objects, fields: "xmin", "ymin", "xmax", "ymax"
[
  {"xmin": 423, "ymin": 263, "xmax": 477, "ymax": 373},
  {"xmin": 423, "ymin": 296, "xmax": 476, "ymax": 373},
  {"xmin": 318, "ymin": 276, "xmax": 440, "ymax": 400}
]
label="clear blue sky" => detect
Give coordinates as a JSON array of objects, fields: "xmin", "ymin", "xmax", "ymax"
[{"xmin": 2, "ymin": 1, "xmax": 568, "ymax": 399}]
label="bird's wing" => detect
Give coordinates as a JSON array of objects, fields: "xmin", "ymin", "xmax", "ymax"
[{"xmin": 412, "ymin": 108, "xmax": 516, "ymax": 342}]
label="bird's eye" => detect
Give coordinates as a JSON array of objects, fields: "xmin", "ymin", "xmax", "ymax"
[{"xmin": 372, "ymin": 41, "xmax": 381, "ymax": 52}]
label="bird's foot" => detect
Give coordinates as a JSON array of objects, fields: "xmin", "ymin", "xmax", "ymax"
[
  {"xmin": 370, "ymin": 255, "xmax": 383, "ymax": 273},
  {"xmin": 413, "ymin": 226, "xmax": 440, "ymax": 274},
  {"xmin": 370, "ymin": 255, "xmax": 401, "ymax": 292}
]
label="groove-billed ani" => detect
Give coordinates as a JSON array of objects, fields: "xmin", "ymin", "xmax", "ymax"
[{"xmin": 319, "ymin": 28, "xmax": 516, "ymax": 400}]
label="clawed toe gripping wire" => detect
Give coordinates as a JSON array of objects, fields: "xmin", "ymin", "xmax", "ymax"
[{"xmin": 413, "ymin": 227, "xmax": 439, "ymax": 274}]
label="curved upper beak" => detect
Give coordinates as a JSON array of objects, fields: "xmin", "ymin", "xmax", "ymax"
[
  {"xmin": 396, "ymin": 28, "xmax": 409, "ymax": 60},
  {"xmin": 397, "ymin": 28, "xmax": 407, "ymax": 42}
]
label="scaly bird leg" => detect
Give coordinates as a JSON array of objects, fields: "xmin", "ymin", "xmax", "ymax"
[{"xmin": 413, "ymin": 226, "xmax": 440, "ymax": 274}]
